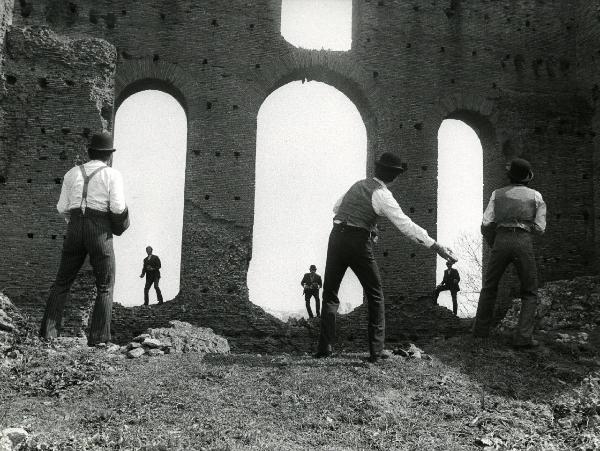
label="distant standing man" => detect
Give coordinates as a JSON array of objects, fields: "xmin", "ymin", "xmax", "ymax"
[
  {"xmin": 474, "ymin": 158, "xmax": 546, "ymax": 348},
  {"xmin": 434, "ymin": 261, "xmax": 461, "ymax": 315},
  {"xmin": 301, "ymin": 264, "xmax": 323, "ymax": 318},
  {"xmin": 40, "ymin": 131, "xmax": 128, "ymax": 346},
  {"xmin": 140, "ymin": 246, "xmax": 163, "ymax": 305},
  {"xmin": 315, "ymin": 152, "xmax": 456, "ymax": 363}
]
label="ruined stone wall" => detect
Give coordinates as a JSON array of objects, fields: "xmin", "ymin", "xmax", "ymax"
[{"xmin": 0, "ymin": 0, "xmax": 597, "ymax": 348}]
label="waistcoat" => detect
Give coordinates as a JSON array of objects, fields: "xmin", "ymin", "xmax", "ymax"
[
  {"xmin": 334, "ymin": 179, "xmax": 381, "ymax": 231},
  {"xmin": 494, "ymin": 185, "xmax": 537, "ymax": 228}
]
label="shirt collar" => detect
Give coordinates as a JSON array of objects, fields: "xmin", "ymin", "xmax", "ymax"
[{"xmin": 373, "ymin": 177, "xmax": 387, "ymax": 188}]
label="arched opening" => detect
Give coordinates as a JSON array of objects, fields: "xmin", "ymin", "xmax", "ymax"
[
  {"xmin": 112, "ymin": 89, "xmax": 187, "ymax": 306},
  {"xmin": 437, "ymin": 119, "xmax": 483, "ymax": 317},
  {"xmin": 248, "ymin": 80, "xmax": 366, "ymax": 319},
  {"xmin": 280, "ymin": 0, "xmax": 352, "ymax": 51}
]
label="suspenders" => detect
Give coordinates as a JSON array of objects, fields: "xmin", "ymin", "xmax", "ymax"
[{"xmin": 78, "ymin": 165, "xmax": 107, "ymax": 211}]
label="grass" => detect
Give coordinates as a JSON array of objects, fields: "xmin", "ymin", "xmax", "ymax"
[{"xmin": 1, "ymin": 332, "xmax": 599, "ymax": 450}]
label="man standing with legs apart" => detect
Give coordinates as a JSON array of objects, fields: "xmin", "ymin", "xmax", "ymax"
[
  {"xmin": 315, "ymin": 152, "xmax": 456, "ymax": 363},
  {"xmin": 140, "ymin": 246, "xmax": 163, "ymax": 306},
  {"xmin": 40, "ymin": 131, "xmax": 128, "ymax": 346},
  {"xmin": 473, "ymin": 158, "xmax": 546, "ymax": 348},
  {"xmin": 301, "ymin": 264, "xmax": 322, "ymax": 318},
  {"xmin": 434, "ymin": 261, "xmax": 461, "ymax": 316}
]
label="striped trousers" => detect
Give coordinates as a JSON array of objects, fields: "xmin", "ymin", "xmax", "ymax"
[{"xmin": 40, "ymin": 208, "xmax": 115, "ymax": 345}]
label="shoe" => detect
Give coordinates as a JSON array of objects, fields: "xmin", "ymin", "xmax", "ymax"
[
  {"xmin": 313, "ymin": 345, "xmax": 333, "ymax": 359},
  {"xmin": 368, "ymin": 349, "xmax": 393, "ymax": 363}
]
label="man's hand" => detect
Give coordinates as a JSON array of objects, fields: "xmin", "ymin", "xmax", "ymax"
[
  {"xmin": 140, "ymin": 274, "xmax": 143, "ymax": 278},
  {"xmin": 431, "ymin": 242, "xmax": 457, "ymax": 263}
]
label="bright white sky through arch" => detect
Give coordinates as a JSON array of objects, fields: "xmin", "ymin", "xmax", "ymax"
[
  {"xmin": 437, "ymin": 119, "xmax": 483, "ymax": 317},
  {"xmin": 112, "ymin": 90, "xmax": 187, "ymax": 307},
  {"xmin": 281, "ymin": 0, "xmax": 352, "ymax": 51},
  {"xmin": 248, "ymin": 81, "xmax": 366, "ymax": 317}
]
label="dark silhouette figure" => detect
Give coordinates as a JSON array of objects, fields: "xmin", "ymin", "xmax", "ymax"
[
  {"xmin": 301, "ymin": 264, "xmax": 323, "ymax": 318},
  {"xmin": 140, "ymin": 246, "xmax": 163, "ymax": 305},
  {"xmin": 434, "ymin": 261, "xmax": 461, "ymax": 315}
]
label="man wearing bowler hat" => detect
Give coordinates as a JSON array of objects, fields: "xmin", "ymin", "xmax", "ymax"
[
  {"xmin": 473, "ymin": 157, "xmax": 546, "ymax": 348},
  {"xmin": 40, "ymin": 131, "xmax": 129, "ymax": 346},
  {"xmin": 301, "ymin": 264, "xmax": 322, "ymax": 318},
  {"xmin": 315, "ymin": 152, "xmax": 457, "ymax": 363}
]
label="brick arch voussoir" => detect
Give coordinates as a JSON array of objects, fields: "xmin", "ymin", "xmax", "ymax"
[{"xmin": 114, "ymin": 58, "xmax": 200, "ymax": 116}]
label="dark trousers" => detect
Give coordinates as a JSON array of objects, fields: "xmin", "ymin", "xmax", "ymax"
[
  {"xmin": 318, "ymin": 224, "xmax": 385, "ymax": 356},
  {"xmin": 434, "ymin": 285, "xmax": 459, "ymax": 315},
  {"xmin": 144, "ymin": 274, "xmax": 163, "ymax": 305},
  {"xmin": 473, "ymin": 229, "xmax": 538, "ymax": 344},
  {"xmin": 40, "ymin": 209, "xmax": 115, "ymax": 346},
  {"xmin": 304, "ymin": 289, "xmax": 320, "ymax": 318}
]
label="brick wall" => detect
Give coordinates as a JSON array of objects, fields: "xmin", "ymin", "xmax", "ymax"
[{"xmin": 0, "ymin": 0, "xmax": 597, "ymax": 348}]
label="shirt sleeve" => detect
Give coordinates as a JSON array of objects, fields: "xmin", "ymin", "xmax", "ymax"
[
  {"xmin": 332, "ymin": 194, "xmax": 344, "ymax": 215},
  {"xmin": 56, "ymin": 170, "xmax": 72, "ymax": 222},
  {"xmin": 533, "ymin": 191, "xmax": 547, "ymax": 234},
  {"xmin": 371, "ymin": 188, "xmax": 435, "ymax": 248},
  {"xmin": 482, "ymin": 191, "xmax": 496, "ymax": 226},
  {"xmin": 109, "ymin": 169, "xmax": 127, "ymax": 214}
]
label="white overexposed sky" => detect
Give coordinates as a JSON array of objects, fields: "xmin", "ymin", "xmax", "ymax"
[
  {"xmin": 248, "ymin": 80, "xmax": 366, "ymax": 316},
  {"xmin": 281, "ymin": 0, "xmax": 352, "ymax": 51},
  {"xmin": 112, "ymin": 91, "xmax": 187, "ymax": 306}
]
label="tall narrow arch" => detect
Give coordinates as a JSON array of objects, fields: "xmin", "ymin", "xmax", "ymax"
[
  {"xmin": 247, "ymin": 80, "xmax": 367, "ymax": 317},
  {"xmin": 112, "ymin": 89, "xmax": 187, "ymax": 306}
]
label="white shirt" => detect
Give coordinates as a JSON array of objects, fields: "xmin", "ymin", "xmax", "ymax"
[
  {"xmin": 57, "ymin": 160, "xmax": 126, "ymax": 221},
  {"xmin": 482, "ymin": 188, "xmax": 546, "ymax": 234},
  {"xmin": 333, "ymin": 177, "xmax": 436, "ymax": 248}
]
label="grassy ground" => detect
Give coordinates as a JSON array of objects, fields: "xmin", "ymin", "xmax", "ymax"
[{"xmin": 1, "ymin": 333, "xmax": 599, "ymax": 450}]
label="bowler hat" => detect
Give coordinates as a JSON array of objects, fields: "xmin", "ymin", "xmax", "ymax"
[
  {"xmin": 375, "ymin": 152, "xmax": 403, "ymax": 170},
  {"xmin": 507, "ymin": 158, "xmax": 533, "ymax": 183},
  {"xmin": 309, "ymin": 265, "xmax": 317, "ymax": 271},
  {"xmin": 89, "ymin": 131, "xmax": 116, "ymax": 152}
]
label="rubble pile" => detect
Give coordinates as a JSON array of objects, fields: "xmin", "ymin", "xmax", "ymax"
[
  {"xmin": 499, "ymin": 276, "xmax": 600, "ymax": 346},
  {"xmin": 121, "ymin": 320, "xmax": 230, "ymax": 358},
  {"xmin": 0, "ymin": 293, "xmax": 27, "ymax": 353}
]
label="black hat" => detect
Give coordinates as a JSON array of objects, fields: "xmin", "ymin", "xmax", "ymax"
[
  {"xmin": 507, "ymin": 158, "xmax": 533, "ymax": 183},
  {"xmin": 375, "ymin": 152, "xmax": 403, "ymax": 170},
  {"xmin": 89, "ymin": 131, "xmax": 116, "ymax": 152},
  {"xmin": 309, "ymin": 265, "xmax": 317, "ymax": 271}
]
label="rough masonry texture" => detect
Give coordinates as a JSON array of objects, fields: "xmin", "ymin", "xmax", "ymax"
[{"xmin": 0, "ymin": 0, "xmax": 598, "ymax": 351}]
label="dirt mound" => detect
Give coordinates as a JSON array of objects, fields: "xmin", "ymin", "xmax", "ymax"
[{"xmin": 0, "ymin": 292, "xmax": 27, "ymax": 351}]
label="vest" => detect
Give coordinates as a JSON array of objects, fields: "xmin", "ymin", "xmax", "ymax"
[
  {"xmin": 334, "ymin": 178, "xmax": 381, "ymax": 231},
  {"xmin": 494, "ymin": 185, "xmax": 537, "ymax": 228}
]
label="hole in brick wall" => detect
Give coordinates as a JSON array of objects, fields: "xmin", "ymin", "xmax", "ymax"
[
  {"xmin": 0, "ymin": 176, "xmax": 5, "ymax": 184},
  {"xmin": 113, "ymin": 90, "xmax": 186, "ymax": 306},
  {"xmin": 19, "ymin": 0, "xmax": 33, "ymax": 17},
  {"xmin": 54, "ymin": 178, "xmax": 62, "ymax": 184},
  {"xmin": 437, "ymin": 119, "xmax": 482, "ymax": 317},
  {"xmin": 255, "ymin": 63, "xmax": 261, "ymax": 69},
  {"xmin": 202, "ymin": 59, "xmax": 208, "ymax": 64},
  {"xmin": 38, "ymin": 156, "xmax": 47, "ymax": 160},
  {"xmin": 201, "ymin": 287, "xmax": 209, "ymax": 293},
  {"xmin": 232, "ymin": 105, "xmax": 238, "ymax": 110},
  {"xmin": 204, "ymin": 195, "xmax": 210, "ymax": 200},
  {"xmin": 89, "ymin": 10, "xmax": 98, "ymax": 24},
  {"xmin": 281, "ymin": 0, "xmax": 352, "ymax": 51},
  {"xmin": 413, "ymin": 5, "xmax": 419, "ymax": 11},
  {"xmin": 492, "ymin": 82, "xmax": 497, "ymax": 88},
  {"xmin": 122, "ymin": 10, "xmax": 127, "ymax": 15},
  {"xmin": 64, "ymin": 79, "xmax": 74, "ymax": 86},
  {"xmin": 27, "ymin": 179, "xmax": 32, "ymax": 183},
  {"xmin": 63, "ymin": 235, "xmax": 66, "ymax": 239},
  {"xmin": 233, "ymin": 151, "xmax": 240, "ymax": 158},
  {"xmin": 68, "ymin": 2, "xmax": 77, "ymax": 14},
  {"xmin": 414, "ymin": 122, "xmax": 423, "ymax": 130},
  {"xmin": 27, "ymin": 233, "xmax": 33, "ymax": 238},
  {"xmin": 40, "ymin": 128, "xmax": 46, "ymax": 134},
  {"xmin": 61, "ymin": 127, "xmax": 70, "ymax": 134},
  {"xmin": 428, "ymin": 208, "xmax": 433, "ymax": 213},
  {"xmin": 406, "ymin": 43, "xmax": 412, "ymax": 48},
  {"xmin": 160, "ymin": 12, "xmax": 165, "ymax": 20},
  {"xmin": 583, "ymin": 173, "xmax": 589, "ymax": 179},
  {"xmin": 206, "ymin": 101, "xmax": 212, "ymax": 110},
  {"xmin": 52, "ymin": 235, "xmax": 57, "ymax": 240},
  {"xmin": 383, "ymin": 251, "xmax": 389, "ymax": 257},
  {"xmin": 105, "ymin": 13, "xmax": 116, "ymax": 29},
  {"xmin": 81, "ymin": 128, "xmax": 90, "ymax": 137},
  {"xmin": 401, "ymin": 162, "xmax": 408, "ymax": 170},
  {"xmin": 410, "ymin": 253, "xmax": 415, "ymax": 258},
  {"xmin": 38, "ymin": 78, "xmax": 48, "ymax": 88},
  {"xmin": 450, "ymin": 78, "xmax": 455, "ymax": 83},
  {"xmin": 421, "ymin": 165, "xmax": 428, "ymax": 171},
  {"xmin": 101, "ymin": 105, "xmax": 113, "ymax": 122},
  {"xmin": 583, "ymin": 210, "xmax": 590, "ymax": 221},
  {"xmin": 373, "ymin": 71, "xmax": 379, "ymax": 79},
  {"xmin": 215, "ymin": 151, "xmax": 221, "ymax": 156},
  {"xmin": 249, "ymin": 23, "xmax": 254, "ymax": 29},
  {"xmin": 472, "ymin": 50, "xmax": 477, "ymax": 56},
  {"xmin": 234, "ymin": 196, "xmax": 240, "ymax": 200},
  {"xmin": 211, "ymin": 19, "xmax": 218, "ymax": 26},
  {"xmin": 153, "ymin": 54, "xmax": 160, "ymax": 62},
  {"xmin": 121, "ymin": 51, "xmax": 132, "ymax": 59},
  {"xmin": 5, "ymin": 75, "xmax": 17, "ymax": 85},
  {"xmin": 409, "ymin": 207, "xmax": 415, "ymax": 213},
  {"xmin": 440, "ymin": 46, "xmax": 445, "ymax": 52}
]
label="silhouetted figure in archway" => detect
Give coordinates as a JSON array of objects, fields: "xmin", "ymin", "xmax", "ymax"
[
  {"xmin": 315, "ymin": 152, "xmax": 457, "ymax": 363},
  {"xmin": 40, "ymin": 131, "xmax": 129, "ymax": 346},
  {"xmin": 301, "ymin": 264, "xmax": 322, "ymax": 318},
  {"xmin": 434, "ymin": 261, "xmax": 461, "ymax": 315},
  {"xmin": 474, "ymin": 158, "xmax": 546, "ymax": 348},
  {"xmin": 140, "ymin": 246, "xmax": 163, "ymax": 305}
]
